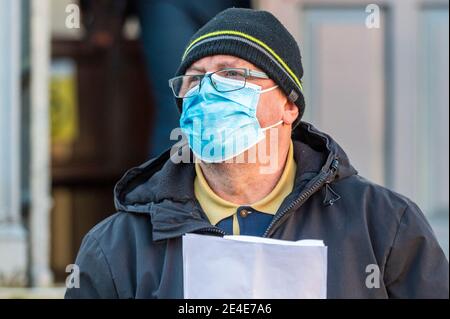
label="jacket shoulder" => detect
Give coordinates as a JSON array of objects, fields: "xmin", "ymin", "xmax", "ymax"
[
  {"xmin": 335, "ymin": 174, "xmax": 419, "ymax": 222},
  {"xmin": 86, "ymin": 211, "xmax": 153, "ymax": 246}
]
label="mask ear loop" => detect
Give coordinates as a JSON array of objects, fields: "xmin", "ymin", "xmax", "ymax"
[
  {"xmin": 258, "ymin": 85, "xmax": 284, "ymax": 130},
  {"xmin": 261, "ymin": 119, "xmax": 283, "ymax": 131},
  {"xmin": 260, "ymin": 84, "xmax": 279, "ymax": 94}
]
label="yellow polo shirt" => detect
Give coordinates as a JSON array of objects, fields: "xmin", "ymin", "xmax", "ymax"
[{"xmin": 194, "ymin": 141, "xmax": 296, "ymax": 235}]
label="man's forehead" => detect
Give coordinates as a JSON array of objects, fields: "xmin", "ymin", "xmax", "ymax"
[{"xmin": 186, "ymin": 55, "xmax": 261, "ymax": 73}]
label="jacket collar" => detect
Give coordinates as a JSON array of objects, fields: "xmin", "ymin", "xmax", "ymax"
[{"xmin": 114, "ymin": 121, "xmax": 357, "ymax": 241}]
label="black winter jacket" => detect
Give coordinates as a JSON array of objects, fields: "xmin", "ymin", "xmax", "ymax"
[{"xmin": 65, "ymin": 122, "xmax": 449, "ymax": 299}]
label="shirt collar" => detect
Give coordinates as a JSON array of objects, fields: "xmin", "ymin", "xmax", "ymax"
[{"xmin": 194, "ymin": 141, "xmax": 297, "ymax": 226}]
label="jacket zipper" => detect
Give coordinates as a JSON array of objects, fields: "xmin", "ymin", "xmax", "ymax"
[
  {"xmin": 262, "ymin": 158, "xmax": 339, "ymax": 238},
  {"xmin": 195, "ymin": 226, "xmax": 226, "ymax": 236}
]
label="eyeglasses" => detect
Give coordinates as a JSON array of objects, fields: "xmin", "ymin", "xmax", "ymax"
[{"xmin": 168, "ymin": 68, "xmax": 270, "ymax": 99}]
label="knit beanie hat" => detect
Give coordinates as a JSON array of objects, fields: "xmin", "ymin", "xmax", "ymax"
[{"xmin": 174, "ymin": 7, "xmax": 306, "ymax": 125}]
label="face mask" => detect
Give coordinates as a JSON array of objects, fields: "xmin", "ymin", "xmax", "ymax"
[{"xmin": 180, "ymin": 74, "xmax": 282, "ymax": 163}]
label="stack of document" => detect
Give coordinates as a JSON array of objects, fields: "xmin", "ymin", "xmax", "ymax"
[{"xmin": 182, "ymin": 233, "xmax": 327, "ymax": 299}]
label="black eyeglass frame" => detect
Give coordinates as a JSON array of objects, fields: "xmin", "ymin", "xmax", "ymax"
[{"xmin": 168, "ymin": 67, "xmax": 270, "ymax": 98}]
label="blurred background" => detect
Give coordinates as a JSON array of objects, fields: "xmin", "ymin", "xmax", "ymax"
[{"xmin": 0, "ymin": 0, "xmax": 448, "ymax": 297}]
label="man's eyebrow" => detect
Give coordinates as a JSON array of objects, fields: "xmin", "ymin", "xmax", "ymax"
[
  {"xmin": 216, "ymin": 61, "xmax": 241, "ymax": 69},
  {"xmin": 186, "ymin": 65, "xmax": 205, "ymax": 73},
  {"xmin": 187, "ymin": 60, "xmax": 242, "ymax": 74}
]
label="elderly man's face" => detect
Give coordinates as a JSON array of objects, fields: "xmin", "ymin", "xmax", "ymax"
[{"xmin": 185, "ymin": 55, "xmax": 297, "ymax": 129}]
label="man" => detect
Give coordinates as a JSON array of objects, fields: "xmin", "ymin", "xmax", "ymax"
[{"xmin": 66, "ymin": 8, "xmax": 448, "ymax": 299}]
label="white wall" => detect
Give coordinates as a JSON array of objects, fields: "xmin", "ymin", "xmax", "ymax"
[{"xmin": 0, "ymin": 0, "xmax": 28, "ymax": 286}]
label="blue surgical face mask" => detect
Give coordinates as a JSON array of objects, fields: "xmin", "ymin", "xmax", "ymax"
[{"xmin": 180, "ymin": 73, "xmax": 282, "ymax": 163}]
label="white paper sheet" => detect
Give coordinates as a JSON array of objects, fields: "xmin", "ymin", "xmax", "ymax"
[{"xmin": 182, "ymin": 233, "xmax": 327, "ymax": 299}]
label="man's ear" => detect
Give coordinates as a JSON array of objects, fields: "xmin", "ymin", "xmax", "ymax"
[{"xmin": 282, "ymin": 100, "xmax": 299, "ymax": 125}]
